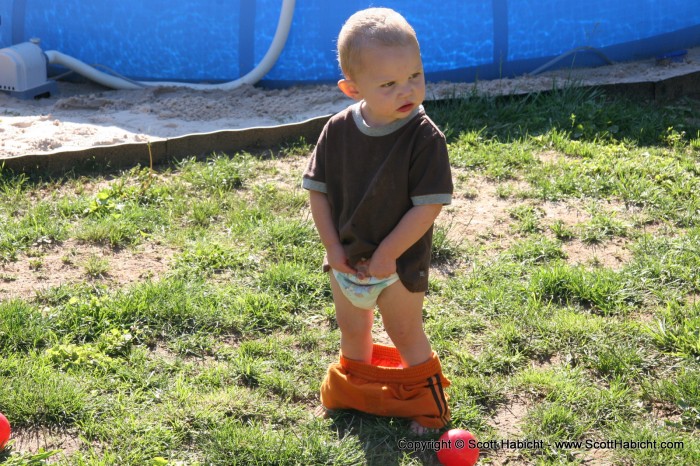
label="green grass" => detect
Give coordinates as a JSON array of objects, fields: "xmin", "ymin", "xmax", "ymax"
[{"xmin": 1, "ymin": 88, "xmax": 700, "ymax": 465}]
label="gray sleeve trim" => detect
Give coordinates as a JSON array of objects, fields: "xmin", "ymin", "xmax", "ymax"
[
  {"xmin": 302, "ymin": 178, "xmax": 327, "ymax": 193},
  {"xmin": 411, "ymin": 193, "xmax": 452, "ymax": 206}
]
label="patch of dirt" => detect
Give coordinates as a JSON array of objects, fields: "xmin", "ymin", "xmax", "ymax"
[
  {"xmin": 9, "ymin": 427, "xmax": 83, "ymax": 462},
  {"xmin": 531, "ymin": 353, "xmax": 563, "ymax": 370},
  {"xmin": 371, "ymin": 326, "xmax": 393, "ymax": 347},
  {"xmin": 686, "ymin": 293, "xmax": 700, "ymax": 307},
  {"xmin": 562, "ymin": 238, "xmax": 632, "ymax": 269},
  {"xmin": 262, "ymin": 153, "xmax": 311, "ymax": 191},
  {"xmin": 443, "ymin": 178, "xmax": 515, "ymax": 247},
  {"xmin": 441, "ymin": 172, "xmax": 641, "ymax": 272},
  {"xmin": 490, "ymin": 396, "xmax": 530, "ymax": 438},
  {"xmin": 539, "ymin": 198, "xmax": 593, "ymax": 227},
  {"xmin": 485, "ymin": 396, "xmax": 533, "ymax": 466},
  {"xmin": 585, "ymin": 447, "xmax": 618, "ymax": 466},
  {"xmin": 0, "ymin": 240, "xmax": 174, "ymax": 301}
]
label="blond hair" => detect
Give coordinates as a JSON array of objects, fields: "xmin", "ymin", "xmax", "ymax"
[{"xmin": 337, "ymin": 8, "xmax": 419, "ymax": 79}]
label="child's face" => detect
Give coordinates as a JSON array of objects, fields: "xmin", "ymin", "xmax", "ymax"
[{"xmin": 339, "ymin": 44, "xmax": 425, "ymax": 127}]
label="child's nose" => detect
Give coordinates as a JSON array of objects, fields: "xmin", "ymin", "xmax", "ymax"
[{"xmin": 397, "ymin": 82, "xmax": 413, "ymax": 97}]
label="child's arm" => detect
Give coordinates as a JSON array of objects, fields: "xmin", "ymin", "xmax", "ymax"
[
  {"xmin": 368, "ymin": 204, "xmax": 443, "ymax": 278},
  {"xmin": 309, "ymin": 190, "xmax": 357, "ymax": 275}
]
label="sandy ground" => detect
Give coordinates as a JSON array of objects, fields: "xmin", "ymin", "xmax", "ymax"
[{"xmin": 1, "ymin": 46, "xmax": 699, "ymax": 158}]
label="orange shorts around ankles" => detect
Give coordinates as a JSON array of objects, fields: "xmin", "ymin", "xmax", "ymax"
[{"xmin": 320, "ymin": 344, "xmax": 450, "ymax": 428}]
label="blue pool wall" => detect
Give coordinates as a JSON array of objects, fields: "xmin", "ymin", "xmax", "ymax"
[{"xmin": 1, "ymin": 0, "xmax": 699, "ymax": 86}]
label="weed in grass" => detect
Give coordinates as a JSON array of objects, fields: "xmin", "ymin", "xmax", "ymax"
[
  {"xmin": 550, "ymin": 219, "xmax": 576, "ymax": 240},
  {"xmin": 578, "ymin": 211, "xmax": 628, "ymax": 244},
  {"xmin": 189, "ymin": 198, "xmax": 221, "ymax": 227},
  {"xmin": 509, "ymin": 204, "xmax": 543, "ymax": 234},
  {"xmin": 0, "ymin": 448, "xmax": 60, "ymax": 465},
  {"xmin": 45, "ymin": 341, "xmax": 116, "ymax": 372},
  {"xmin": 0, "ymin": 202, "xmax": 68, "ymax": 260},
  {"xmin": 644, "ymin": 366, "xmax": 700, "ymax": 431},
  {"xmin": 431, "ymin": 220, "xmax": 464, "ymax": 264},
  {"xmin": 179, "ymin": 152, "xmax": 252, "ymax": 193},
  {"xmin": 174, "ymin": 241, "xmax": 254, "ymax": 278},
  {"xmin": 168, "ymin": 332, "xmax": 218, "ymax": 358},
  {"xmin": 0, "ymin": 354, "xmax": 89, "ymax": 427},
  {"xmin": 258, "ymin": 217, "xmax": 322, "ymax": 265},
  {"xmin": 495, "ymin": 182, "xmax": 515, "ymax": 199},
  {"xmin": 277, "ymin": 136, "xmax": 313, "ymax": 158},
  {"xmin": 526, "ymin": 401, "xmax": 590, "ymax": 442},
  {"xmin": 588, "ymin": 339, "xmax": 652, "ymax": 382},
  {"xmin": 230, "ymin": 289, "xmax": 300, "ymax": 335},
  {"xmin": 673, "ymin": 400, "xmax": 700, "ymax": 432},
  {"xmin": 0, "ymin": 300, "xmax": 55, "ymax": 353},
  {"xmin": 530, "ymin": 264, "xmax": 639, "ymax": 315},
  {"xmin": 645, "ymin": 301, "xmax": 700, "ymax": 358},
  {"xmin": 662, "ymin": 126, "xmax": 687, "ymax": 149},
  {"xmin": 690, "ymin": 131, "xmax": 700, "ymax": 151},
  {"xmin": 83, "ymin": 189, "xmax": 126, "ymax": 218},
  {"xmin": 252, "ymin": 182, "xmax": 308, "ymax": 213},
  {"xmin": 229, "ymin": 353, "xmax": 265, "ymax": 388},
  {"xmin": 76, "ymin": 213, "xmax": 144, "ymax": 247},
  {"xmin": 508, "ymin": 235, "xmax": 566, "ymax": 265},
  {"xmin": 27, "ymin": 257, "xmax": 43, "ymax": 271},
  {"xmin": 450, "ymin": 374, "xmax": 506, "ymax": 410},
  {"xmin": 625, "ymin": 229, "xmax": 700, "ymax": 296},
  {"xmin": 61, "ymin": 251, "xmax": 76, "ymax": 265},
  {"xmin": 0, "ymin": 273, "xmax": 17, "ymax": 282},
  {"xmin": 257, "ymin": 262, "xmax": 329, "ymax": 311},
  {"xmin": 83, "ymin": 253, "xmax": 110, "ymax": 278}
]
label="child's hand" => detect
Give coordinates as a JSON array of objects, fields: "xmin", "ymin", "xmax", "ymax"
[
  {"xmin": 367, "ymin": 252, "xmax": 396, "ymax": 279},
  {"xmin": 327, "ymin": 243, "xmax": 356, "ymax": 275}
]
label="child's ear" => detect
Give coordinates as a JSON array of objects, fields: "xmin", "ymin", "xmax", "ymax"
[{"xmin": 338, "ymin": 79, "xmax": 360, "ymax": 100}]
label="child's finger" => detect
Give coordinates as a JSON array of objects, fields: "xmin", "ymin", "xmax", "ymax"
[{"xmin": 334, "ymin": 261, "xmax": 356, "ymax": 275}]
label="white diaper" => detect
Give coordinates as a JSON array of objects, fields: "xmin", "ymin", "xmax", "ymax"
[{"xmin": 332, "ymin": 269, "xmax": 399, "ymax": 309}]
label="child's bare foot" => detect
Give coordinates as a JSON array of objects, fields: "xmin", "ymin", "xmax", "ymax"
[
  {"xmin": 410, "ymin": 420, "xmax": 438, "ymax": 436},
  {"xmin": 314, "ymin": 405, "xmax": 334, "ymax": 419}
]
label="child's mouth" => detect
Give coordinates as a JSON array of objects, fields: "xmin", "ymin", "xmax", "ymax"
[{"xmin": 398, "ymin": 103, "xmax": 413, "ymax": 112}]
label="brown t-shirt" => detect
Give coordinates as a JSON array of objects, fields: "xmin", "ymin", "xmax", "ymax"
[{"xmin": 302, "ymin": 103, "xmax": 453, "ymax": 292}]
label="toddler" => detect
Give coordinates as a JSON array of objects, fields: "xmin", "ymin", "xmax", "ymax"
[{"xmin": 302, "ymin": 7, "xmax": 453, "ymax": 432}]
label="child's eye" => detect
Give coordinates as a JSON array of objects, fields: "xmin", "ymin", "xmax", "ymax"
[
  {"xmin": 380, "ymin": 81, "xmax": 395, "ymax": 88},
  {"xmin": 409, "ymin": 72, "xmax": 422, "ymax": 80}
]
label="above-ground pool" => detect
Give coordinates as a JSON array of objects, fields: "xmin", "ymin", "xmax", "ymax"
[{"xmin": 1, "ymin": 0, "xmax": 700, "ymax": 86}]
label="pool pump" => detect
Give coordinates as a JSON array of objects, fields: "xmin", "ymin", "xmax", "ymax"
[{"xmin": 0, "ymin": 41, "xmax": 57, "ymax": 99}]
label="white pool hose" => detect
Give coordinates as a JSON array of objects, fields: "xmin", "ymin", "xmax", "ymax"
[{"xmin": 44, "ymin": 0, "xmax": 295, "ymax": 90}]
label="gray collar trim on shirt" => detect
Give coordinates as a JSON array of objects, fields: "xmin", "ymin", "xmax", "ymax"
[{"xmin": 351, "ymin": 102, "xmax": 423, "ymax": 137}]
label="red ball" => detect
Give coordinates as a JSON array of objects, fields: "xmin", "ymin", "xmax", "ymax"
[
  {"xmin": 0, "ymin": 412, "xmax": 10, "ymax": 450},
  {"xmin": 437, "ymin": 429, "xmax": 479, "ymax": 466}
]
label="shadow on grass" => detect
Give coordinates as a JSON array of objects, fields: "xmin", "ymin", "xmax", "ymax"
[{"xmin": 327, "ymin": 409, "xmax": 445, "ymax": 466}]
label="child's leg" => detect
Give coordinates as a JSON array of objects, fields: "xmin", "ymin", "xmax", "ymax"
[
  {"xmin": 329, "ymin": 271, "xmax": 374, "ymax": 363},
  {"xmin": 378, "ymin": 282, "xmax": 447, "ymax": 433},
  {"xmin": 376, "ymin": 281, "xmax": 432, "ymax": 367}
]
